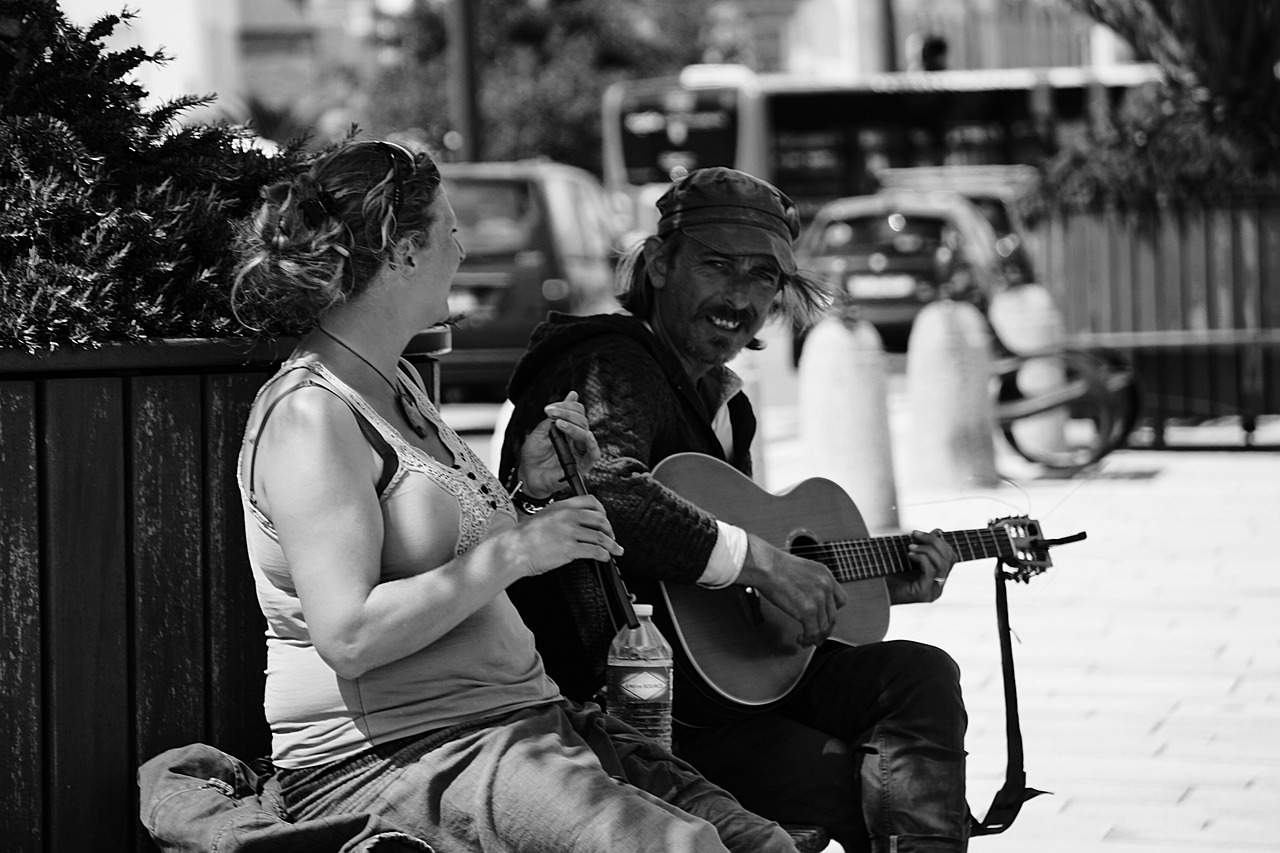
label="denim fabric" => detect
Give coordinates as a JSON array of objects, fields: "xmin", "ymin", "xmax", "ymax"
[
  {"xmin": 281, "ymin": 702, "xmax": 797, "ymax": 853},
  {"xmin": 676, "ymin": 640, "xmax": 969, "ymax": 853},
  {"xmin": 138, "ymin": 742, "xmax": 432, "ymax": 853}
]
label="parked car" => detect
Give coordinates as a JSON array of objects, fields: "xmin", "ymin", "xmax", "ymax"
[
  {"xmin": 794, "ymin": 189, "xmax": 1018, "ymax": 355},
  {"xmin": 436, "ymin": 160, "xmax": 627, "ymax": 401},
  {"xmin": 874, "ymin": 165, "xmax": 1040, "ymax": 284}
]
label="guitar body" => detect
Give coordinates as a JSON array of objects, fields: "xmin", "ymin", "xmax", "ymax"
[{"xmin": 651, "ymin": 453, "xmax": 892, "ymax": 723}]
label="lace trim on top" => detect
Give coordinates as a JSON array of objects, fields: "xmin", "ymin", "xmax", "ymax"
[{"xmin": 242, "ymin": 358, "xmax": 516, "ymax": 558}]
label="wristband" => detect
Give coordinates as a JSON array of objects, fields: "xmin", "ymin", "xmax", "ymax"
[{"xmin": 509, "ymin": 480, "xmax": 555, "ymax": 515}]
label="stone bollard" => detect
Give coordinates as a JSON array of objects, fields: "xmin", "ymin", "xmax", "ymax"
[
  {"xmin": 798, "ymin": 315, "xmax": 900, "ymax": 533},
  {"xmin": 904, "ymin": 300, "xmax": 1000, "ymax": 492},
  {"xmin": 988, "ymin": 284, "xmax": 1070, "ymax": 460}
]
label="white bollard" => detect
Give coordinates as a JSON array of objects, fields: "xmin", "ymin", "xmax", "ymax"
[
  {"xmin": 988, "ymin": 284, "xmax": 1070, "ymax": 460},
  {"xmin": 904, "ymin": 300, "xmax": 1000, "ymax": 492},
  {"xmin": 798, "ymin": 316, "xmax": 900, "ymax": 533}
]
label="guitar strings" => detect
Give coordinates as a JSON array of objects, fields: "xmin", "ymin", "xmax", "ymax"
[
  {"xmin": 789, "ymin": 529, "xmax": 1018, "ymax": 581},
  {"xmin": 788, "ymin": 530, "xmax": 1007, "ymax": 559}
]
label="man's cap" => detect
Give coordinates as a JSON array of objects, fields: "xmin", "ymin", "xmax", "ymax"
[{"xmin": 655, "ymin": 167, "xmax": 800, "ymax": 274}]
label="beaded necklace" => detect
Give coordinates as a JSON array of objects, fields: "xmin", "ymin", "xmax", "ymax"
[{"xmin": 315, "ymin": 326, "xmax": 431, "ymax": 439}]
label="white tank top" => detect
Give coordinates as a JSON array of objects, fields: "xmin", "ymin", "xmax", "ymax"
[{"xmin": 238, "ymin": 358, "xmax": 560, "ymax": 769}]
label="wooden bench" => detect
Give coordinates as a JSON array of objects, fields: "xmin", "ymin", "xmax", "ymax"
[{"xmin": 0, "ymin": 332, "xmax": 447, "ymax": 853}]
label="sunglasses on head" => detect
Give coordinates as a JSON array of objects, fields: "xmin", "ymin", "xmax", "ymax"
[{"xmin": 356, "ymin": 140, "xmax": 416, "ymax": 215}]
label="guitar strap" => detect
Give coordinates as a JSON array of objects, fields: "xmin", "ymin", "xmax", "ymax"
[{"xmin": 968, "ymin": 559, "xmax": 1049, "ymax": 836}]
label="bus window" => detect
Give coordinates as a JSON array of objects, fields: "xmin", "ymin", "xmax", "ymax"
[{"xmin": 617, "ymin": 84, "xmax": 740, "ymax": 185}]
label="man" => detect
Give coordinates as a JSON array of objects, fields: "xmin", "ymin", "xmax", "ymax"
[{"xmin": 498, "ymin": 167, "xmax": 968, "ymax": 853}]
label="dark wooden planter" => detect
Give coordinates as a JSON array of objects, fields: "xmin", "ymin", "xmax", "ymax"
[
  {"xmin": 0, "ymin": 329, "xmax": 449, "ymax": 853},
  {"xmin": 1032, "ymin": 199, "xmax": 1280, "ymax": 442}
]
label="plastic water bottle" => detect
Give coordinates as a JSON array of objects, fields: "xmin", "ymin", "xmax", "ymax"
[{"xmin": 606, "ymin": 603, "xmax": 674, "ymax": 750}]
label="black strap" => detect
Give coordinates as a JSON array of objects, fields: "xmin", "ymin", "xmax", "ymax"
[
  {"xmin": 968, "ymin": 560, "xmax": 1049, "ymax": 836},
  {"xmin": 247, "ymin": 374, "xmax": 399, "ymax": 502}
]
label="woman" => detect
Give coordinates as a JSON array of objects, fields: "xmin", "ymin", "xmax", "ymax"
[{"xmin": 231, "ymin": 139, "xmax": 797, "ymax": 853}]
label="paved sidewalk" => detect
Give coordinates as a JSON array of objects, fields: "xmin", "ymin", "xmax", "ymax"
[{"xmin": 763, "ymin": 409, "xmax": 1280, "ymax": 852}]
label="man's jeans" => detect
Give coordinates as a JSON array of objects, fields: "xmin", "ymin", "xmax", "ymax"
[
  {"xmin": 280, "ymin": 702, "xmax": 798, "ymax": 853},
  {"xmin": 676, "ymin": 639, "xmax": 970, "ymax": 853}
]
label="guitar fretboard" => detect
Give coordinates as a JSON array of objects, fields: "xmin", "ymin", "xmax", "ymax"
[{"xmin": 792, "ymin": 529, "xmax": 1012, "ymax": 582}]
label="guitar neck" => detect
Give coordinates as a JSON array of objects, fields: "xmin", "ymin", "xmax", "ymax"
[{"xmin": 808, "ymin": 529, "xmax": 1011, "ymax": 582}]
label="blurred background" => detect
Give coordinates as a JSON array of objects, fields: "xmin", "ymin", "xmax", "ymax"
[
  {"xmin": 54, "ymin": 0, "xmax": 1130, "ymax": 165},
  {"xmin": 47, "ymin": 1, "xmax": 1280, "ymax": 443}
]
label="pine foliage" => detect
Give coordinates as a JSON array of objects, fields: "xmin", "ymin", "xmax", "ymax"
[{"xmin": 0, "ymin": 2, "xmax": 309, "ymax": 352}]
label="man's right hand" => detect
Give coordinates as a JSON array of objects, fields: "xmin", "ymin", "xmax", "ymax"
[{"xmin": 736, "ymin": 533, "xmax": 847, "ymax": 647}]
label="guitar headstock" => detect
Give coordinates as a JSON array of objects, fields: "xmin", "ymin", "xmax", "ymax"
[{"xmin": 988, "ymin": 516, "xmax": 1052, "ymax": 582}]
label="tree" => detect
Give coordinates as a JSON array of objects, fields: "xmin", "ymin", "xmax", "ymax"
[
  {"xmin": 1065, "ymin": 0, "xmax": 1280, "ymax": 163},
  {"xmin": 1025, "ymin": 0, "xmax": 1280, "ymax": 212},
  {"xmin": 365, "ymin": 0, "xmax": 712, "ymax": 174}
]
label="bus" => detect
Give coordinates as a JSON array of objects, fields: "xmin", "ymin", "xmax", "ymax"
[{"xmin": 602, "ymin": 62, "xmax": 1162, "ymax": 227}]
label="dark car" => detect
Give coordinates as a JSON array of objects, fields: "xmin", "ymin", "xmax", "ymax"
[
  {"xmin": 437, "ymin": 160, "xmax": 626, "ymax": 401},
  {"xmin": 874, "ymin": 165, "xmax": 1040, "ymax": 284},
  {"xmin": 794, "ymin": 189, "xmax": 1016, "ymax": 355}
]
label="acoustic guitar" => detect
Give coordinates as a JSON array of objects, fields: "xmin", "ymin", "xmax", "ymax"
[{"xmin": 649, "ymin": 452, "xmax": 1062, "ymax": 725}]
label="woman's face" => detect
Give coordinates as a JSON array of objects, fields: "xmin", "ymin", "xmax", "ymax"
[{"xmin": 407, "ymin": 187, "xmax": 466, "ymax": 323}]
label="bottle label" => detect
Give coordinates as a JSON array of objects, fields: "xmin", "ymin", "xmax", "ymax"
[{"xmin": 611, "ymin": 666, "xmax": 671, "ymax": 702}]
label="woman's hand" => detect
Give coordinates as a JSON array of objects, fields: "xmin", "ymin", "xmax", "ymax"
[
  {"xmin": 887, "ymin": 529, "xmax": 958, "ymax": 604},
  {"xmin": 509, "ymin": 495, "xmax": 624, "ymax": 576},
  {"xmin": 517, "ymin": 391, "xmax": 601, "ymax": 498}
]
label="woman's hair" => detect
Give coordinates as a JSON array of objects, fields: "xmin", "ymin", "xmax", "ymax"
[
  {"xmin": 615, "ymin": 231, "xmax": 834, "ymax": 330},
  {"xmin": 231, "ymin": 140, "xmax": 443, "ymax": 333}
]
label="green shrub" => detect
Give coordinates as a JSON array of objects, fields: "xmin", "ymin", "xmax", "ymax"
[{"xmin": 0, "ymin": 1, "xmax": 310, "ymax": 352}]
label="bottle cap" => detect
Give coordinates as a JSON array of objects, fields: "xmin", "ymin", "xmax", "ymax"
[{"xmin": 633, "ymin": 603, "xmax": 653, "ymax": 617}]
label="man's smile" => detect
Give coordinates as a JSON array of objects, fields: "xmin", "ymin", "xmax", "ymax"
[{"xmin": 704, "ymin": 307, "xmax": 753, "ymax": 335}]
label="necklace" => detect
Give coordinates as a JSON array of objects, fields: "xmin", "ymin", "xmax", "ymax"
[{"xmin": 314, "ymin": 326, "xmax": 431, "ymax": 439}]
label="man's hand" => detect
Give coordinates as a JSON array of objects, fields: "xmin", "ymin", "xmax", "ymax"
[
  {"xmin": 517, "ymin": 391, "xmax": 600, "ymax": 498},
  {"xmin": 736, "ymin": 534, "xmax": 847, "ymax": 647},
  {"xmin": 886, "ymin": 529, "xmax": 957, "ymax": 604}
]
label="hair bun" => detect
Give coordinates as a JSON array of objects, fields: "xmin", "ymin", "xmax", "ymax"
[{"xmin": 295, "ymin": 174, "xmax": 340, "ymax": 228}]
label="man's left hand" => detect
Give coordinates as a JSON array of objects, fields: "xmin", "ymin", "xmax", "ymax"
[
  {"xmin": 517, "ymin": 391, "xmax": 602, "ymax": 499},
  {"xmin": 887, "ymin": 529, "xmax": 957, "ymax": 604}
]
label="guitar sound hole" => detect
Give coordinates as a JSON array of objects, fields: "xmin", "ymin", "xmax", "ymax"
[
  {"xmin": 790, "ymin": 534, "xmax": 834, "ymax": 575},
  {"xmin": 790, "ymin": 533, "xmax": 819, "ymax": 557}
]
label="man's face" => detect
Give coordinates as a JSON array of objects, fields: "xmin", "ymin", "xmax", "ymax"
[{"xmin": 649, "ymin": 235, "xmax": 783, "ymax": 379}]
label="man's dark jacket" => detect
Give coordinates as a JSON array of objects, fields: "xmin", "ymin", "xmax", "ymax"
[{"xmin": 499, "ymin": 312, "xmax": 757, "ymax": 703}]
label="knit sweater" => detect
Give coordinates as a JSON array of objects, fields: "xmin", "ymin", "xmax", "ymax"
[{"xmin": 500, "ymin": 312, "xmax": 756, "ymax": 702}]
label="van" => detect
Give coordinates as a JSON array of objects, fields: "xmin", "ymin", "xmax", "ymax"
[{"xmin": 438, "ymin": 160, "xmax": 627, "ymax": 401}]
